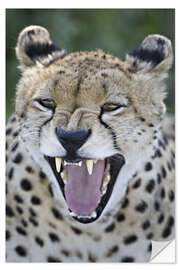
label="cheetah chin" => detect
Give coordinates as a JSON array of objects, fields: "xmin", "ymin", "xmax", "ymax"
[{"xmin": 45, "ymin": 154, "xmax": 125, "ymax": 223}]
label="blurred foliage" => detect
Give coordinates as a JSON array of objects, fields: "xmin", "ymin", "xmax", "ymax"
[{"xmin": 6, "ymin": 9, "xmax": 175, "ymax": 119}]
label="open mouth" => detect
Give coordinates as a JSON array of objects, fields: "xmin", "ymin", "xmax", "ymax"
[{"xmin": 45, "ymin": 154, "xmax": 125, "ymax": 224}]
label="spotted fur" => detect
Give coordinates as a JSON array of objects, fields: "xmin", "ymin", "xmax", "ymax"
[{"xmin": 6, "ymin": 26, "xmax": 175, "ymax": 262}]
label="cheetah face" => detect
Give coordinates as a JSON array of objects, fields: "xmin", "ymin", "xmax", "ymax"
[{"xmin": 15, "ymin": 26, "xmax": 173, "ymax": 223}]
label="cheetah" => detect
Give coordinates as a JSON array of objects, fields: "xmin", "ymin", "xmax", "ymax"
[{"xmin": 6, "ymin": 25, "xmax": 175, "ymax": 262}]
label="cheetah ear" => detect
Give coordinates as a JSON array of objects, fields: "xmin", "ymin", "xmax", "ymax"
[
  {"xmin": 125, "ymin": 34, "xmax": 173, "ymax": 74},
  {"xmin": 16, "ymin": 25, "xmax": 67, "ymax": 68}
]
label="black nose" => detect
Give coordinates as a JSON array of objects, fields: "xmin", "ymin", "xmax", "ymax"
[{"xmin": 55, "ymin": 128, "xmax": 91, "ymax": 153}]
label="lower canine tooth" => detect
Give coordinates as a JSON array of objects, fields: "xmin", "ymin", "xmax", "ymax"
[
  {"xmin": 55, "ymin": 157, "xmax": 62, "ymax": 173},
  {"xmin": 69, "ymin": 211, "xmax": 77, "ymax": 217},
  {"xmin": 91, "ymin": 211, "xmax": 97, "ymax": 218},
  {"xmin": 86, "ymin": 160, "xmax": 94, "ymax": 175},
  {"xmin": 102, "ymin": 186, "xmax": 107, "ymax": 195},
  {"xmin": 61, "ymin": 171, "xmax": 68, "ymax": 184}
]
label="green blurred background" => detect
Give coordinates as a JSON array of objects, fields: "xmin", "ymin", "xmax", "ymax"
[{"xmin": 6, "ymin": 9, "xmax": 175, "ymax": 119}]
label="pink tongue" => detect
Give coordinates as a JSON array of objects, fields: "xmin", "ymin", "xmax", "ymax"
[{"xmin": 64, "ymin": 160, "xmax": 105, "ymax": 216}]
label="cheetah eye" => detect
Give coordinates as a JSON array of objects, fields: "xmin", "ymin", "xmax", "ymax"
[
  {"xmin": 34, "ymin": 98, "xmax": 56, "ymax": 111},
  {"xmin": 102, "ymin": 103, "xmax": 127, "ymax": 114},
  {"xmin": 39, "ymin": 99, "xmax": 56, "ymax": 109}
]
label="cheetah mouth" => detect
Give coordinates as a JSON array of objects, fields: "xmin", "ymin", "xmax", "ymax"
[{"xmin": 45, "ymin": 154, "xmax": 125, "ymax": 224}]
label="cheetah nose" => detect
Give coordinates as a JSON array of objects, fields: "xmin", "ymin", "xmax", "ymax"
[{"xmin": 55, "ymin": 128, "xmax": 91, "ymax": 153}]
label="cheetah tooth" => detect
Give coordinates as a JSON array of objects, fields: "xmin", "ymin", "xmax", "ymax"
[
  {"xmin": 86, "ymin": 160, "xmax": 94, "ymax": 175},
  {"xmin": 55, "ymin": 157, "xmax": 62, "ymax": 173},
  {"xmin": 60, "ymin": 171, "xmax": 68, "ymax": 184},
  {"xmin": 91, "ymin": 211, "xmax": 97, "ymax": 218},
  {"xmin": 78, "ymin": 161, "xmax": 82, "ymax": 167},
  {"xmin": 101, "ymin": 187, "xmax": 107, "ymax": 196},
  {"xmin": 69, "ymin": 211, "xmax": 77, "ymax": 217}
]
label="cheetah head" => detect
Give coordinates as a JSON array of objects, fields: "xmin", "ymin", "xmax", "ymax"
[{"xmin": 15, "ymin": 26, "xmax": 173, "ymax": 223}]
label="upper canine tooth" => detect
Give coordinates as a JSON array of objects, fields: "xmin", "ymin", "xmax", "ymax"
[
  {"xmin": 55, "ymin": 157, "xmax": 62, "ymax": 173},
  {"xmin": 86, "ymin": 160, "xmax": 94, "ymax": 175},
  {"xmin": 64, "ymin": 160, "xmax": 68, "ymax": 166},
  {"xmin": 78, "ymin": 161, "xmax": 82, "ymax": 167}
]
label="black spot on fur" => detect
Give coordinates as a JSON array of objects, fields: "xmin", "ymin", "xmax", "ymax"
[
  {"xmin": 13, "ymin": 131, "xmax": 19, "ymax": 137},
  {"xmin": 48, "ymin": 184, "xmax": 54, "ymax": 197},
  {"xmin": 158, "ymin": 213, "xmax": 165, "ymax": 224},
  {"xmin": 145, "ymin": 179, "xmax": 155, "ymax": 193},
  {"xmin": 6, "ymin": 230, "xmax": 11, "ymax": 241},
  {"xmin": 101, "ymin": 72, "xmax": 108, "ymax": 78},
  {"xmin": 16, "ymin": 206, "xmax": 23, "ymax": 214},
  {"xmin": 6, "ymin": 128, "xmax": 12, "ymax": 135},
  {"xmin": 106, "ymin": 245, "xmax": 119, "ymax": 257},
  {"xmin": 124, "ymin": 235, "xmax": 138, "ymax": 245},
  {"xmin": 158, "ymin": 139, "xmax": 166, "ymax": 151},
  {"xmin": 51, "ymin": 207, "xmax": 63, "ymax": 220},
  {"xmin": 10, "ymin": 116, "xmax": 16, "ymax": 122},
  {"xmin": 14, "ymin": 194, "xmax": 23, "ymax": 203},
  {"xmin": 154, "ymin": 201, "xmax": 160, "ymax": 211},
  {"xmin": 140, "ymin": 117, "xmax": 145, "ymax": 122},
  {"xmin": 132, "ymin": 178, "xmax": 141, "ymax": 189},
  {"xmin": 142, "ymin": 220, "xmax": 151, "ymax": 230},
  {"xmin": 47, "ymin": 256, "xmax": 62, "ymax": 262},
  {"xmin": 8, "ymin": 167, "xmax": 14, "ymax": 180},
  {"xmin": 121, "ymin": 198, "xmax": 129, "ymax": 208},
  {"xmin": 148, "ymin": 243, "xmax": 152, "ymax": 252},
  {"xmin": 21, "ymin": 178, "xmax": 32, "ymax": 191},
  {"xmin": 117, "ymin": 213, "xmax": 125, "ymax": 222},
  {"xmin": 161, "ymin": 166, "xmax": 167, "ymax": 178},
  {"xmin": 169, "ymin": 190, "xmax": 175, "ymax": 202},
  {"xmin": 6, "ymin": 205, "xmax": 14, "ymax": 217},
  {"xmin": 16, "ymin": 226, "xmax": 27, "ymax": 236},
  {"xmin": 49, "ymin": 232, "xmax": 60, "ymax": 242},
  {"xmin": 162, "ymin": 226, "xmax": 171, "ymax": 238},
  {"xmin": 167, "ymin": 162, "xmax": 172, "ymax": 172},
  {"xmin": 145, "ymin": 162, "xmax": 153, "ymax": 171},
  {"xmin": 61, "ymin": 249, "xmax": 70, "ymax": 257},
  {"xmin": 168, "ymin": 216, "xmax": 174, "ymax": 227},
  {"xmin": 13, "ymin": 153, "xmax": 23, "ymax": 164},
  {"xmin": 15, "ymin": 246, "xmax": 27, "ymax": 257},
  {"xmin": 21, "ymin": 219, "xmax": 28, "ymax": 227},
  {"xmin": 31, "ymin": 195, "xmax": 41, "ymax": 205},
  {"xmin": 25, "ymin": 166, "xmax": 34, "ymax": 173},
  {"xmin": 157, "ymin": 173, "xmax": 162, "ymax": 184},
  {"xmin": 135, "ymin": 200, "xmax": 148, "ymax": 213},
  {"xmin": 121, "ymin": 256, "xmax": 134, "ymax": 262},
  {"xmin": 88, "ymin": 253, "xmax": 97, "ymax": 262},
  {"xmin": 160, "ymin": 188, "xmax": 166, "ymax": 199},
  {"xmin": 153, "ymin": 149, "xmax": 162, "ymax": 158},
  {"xmin": 71, "ymin": 226, "xmax": 82, "ymax": 235},
  {"xmin": 11, "ymin": 142, "xmax": 19, "ymax": 152},
  {"xmin": 146, "ymin": 233, "xmax": 154, "ymax": 239},
  {"xmin": 29, "ymin": 217, "xmax": 38, "ymax": 227},
  {"xmin": 39, "ymin": 170, "xmax": 47, "ymax": 179},
  {"xmin": 105, "ymin": 223, "xmax": 116, "ymax": 233},
  {"xmin": 35, "ymin": 236, "xmax": 44, "ymax": 247},
  {"xmin": 29, "ymin": 207, "xmax": 37, "ymax": 217}
]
